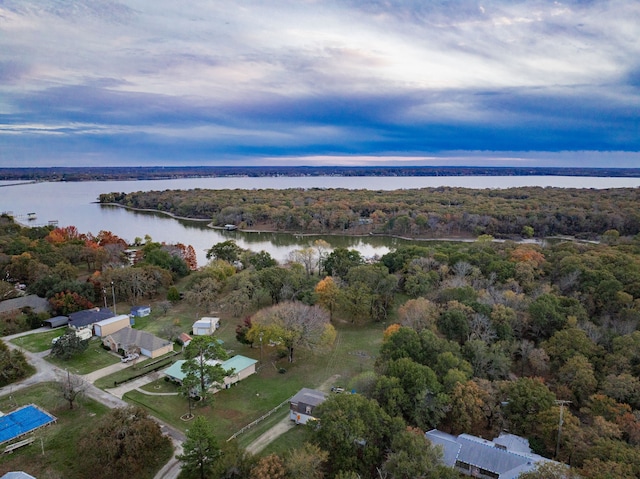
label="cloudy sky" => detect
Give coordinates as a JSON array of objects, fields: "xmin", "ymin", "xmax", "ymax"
[{"xmin": 1, "ymin": 0, "xmax": 639, "ymax": 168}]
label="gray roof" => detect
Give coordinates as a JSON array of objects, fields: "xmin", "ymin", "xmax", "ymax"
[
  {"xmin": 1, "ymin": 472, "xmax": 37, "ymax": 479},
  {"xmin": 290, "ymin": 388, "xmax": 327, "ymax": 407},
  {"xmin": 68, "ymin": 308, "xmax": 113, "ymax": 328},
  {"xmin": 426, "ymin": 430, "xmax": 555, "ymax": 479},
  {"xmin": 43, "ymin": 316, "xmax": 69, "ymax": 328},
  {"xmin": 108, "ymin": 328, "xmax": 171, "ymax": 352},
  {"xmin": 0, "ymin": 295, "xmax": 49, "ymax": 314}
]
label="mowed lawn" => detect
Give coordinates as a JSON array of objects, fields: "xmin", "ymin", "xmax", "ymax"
[{"xmin": 10, "ymin": 329, "xmax": 61, "ymax": 352}]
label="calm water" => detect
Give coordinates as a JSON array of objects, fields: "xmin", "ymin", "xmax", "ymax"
[{"xmin": 2, "ymin": 176, "xmax": 639, "ymax": 266}]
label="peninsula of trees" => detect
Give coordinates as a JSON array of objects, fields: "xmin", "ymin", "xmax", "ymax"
[{"xmin": 100, "ymin": 186, "xmax": 640, "ymax": 239}]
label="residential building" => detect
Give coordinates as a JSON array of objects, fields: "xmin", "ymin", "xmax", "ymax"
[
  {"xmin": 289, "ymin": 388, "xmax": 327, "ymax": 424},
  {"xmin": 103, "ymin": 328, "xmax": 173, "ymax": 358}
]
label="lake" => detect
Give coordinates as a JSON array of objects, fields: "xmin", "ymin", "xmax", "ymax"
[{"xmin": 2, "ymin": 175, "xmax": 639, "ymax": 266}]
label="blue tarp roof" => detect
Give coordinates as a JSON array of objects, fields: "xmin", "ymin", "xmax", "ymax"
[{"xmin": 0, "ymin": 405, "xmax": 56, "ymax": 444}]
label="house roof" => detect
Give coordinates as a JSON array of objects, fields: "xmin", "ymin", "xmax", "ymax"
[
  {"xmin": 193, "ymin": 317, "xmax": 218, "ymax": 328},
  {"xmin": 1, "ymin": 472, "xmax": 37, "ymax": 479},
  {"xmin": 425, "ymin": 430, "xmax": 555, "ymax": 479},
  {"xmin": 43, "ymin": 316, "xmax": 69, "ymax": 328},
  {"xmin": 68, "ymin": 308, "xmax": 113, "ymax": 328},
  {"xmin": 94, "ymin": 314, "xmax": 130, "ymax": 327},
  {"xmin": 290, "ymin": 388, "xmax": 327, "ymax": 407},
  {"xmin": 108, "ymin": 328, "xmax": 171, "ymax": 352},
  {"xmin": 0, "ymin": 295, "xmax": 49, "ymax": 314},
  {"xmin": 164, "ymin": 355, "xmax": 255, "ymax": 382},
  {"xmin": 223, "ymin": 355, "xmax": 257, "ymax": 374}
]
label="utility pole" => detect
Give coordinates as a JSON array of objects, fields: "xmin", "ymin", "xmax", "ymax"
[
  {"xmin": 111, "ymin": 281, "xmax": 117, "ymax": 314},
  {"xmin": 555, "ymin": 400, "xmax": 571, "ymax": 459}
]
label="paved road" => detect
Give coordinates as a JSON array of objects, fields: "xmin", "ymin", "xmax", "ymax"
[{"xmin": 1, "ymin": 328, "xmax": 184, "ymax": 479}]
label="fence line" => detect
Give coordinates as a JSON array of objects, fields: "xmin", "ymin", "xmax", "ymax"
[{"xmin": 227, "ymin": 396, "xmax": 292, "ymax": 442}]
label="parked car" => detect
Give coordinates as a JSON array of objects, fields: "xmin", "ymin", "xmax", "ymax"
[{"xmin": 121, "ymin": 353, "xmax": 139, "ymax": 363}]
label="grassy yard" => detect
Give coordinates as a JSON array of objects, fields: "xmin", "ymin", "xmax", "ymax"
[
  {"xmin": 124, "ymin": 319, "xmax": 385, "ymax": 446},
  {"xmin": 46, "ymin": 338, "xmax": 121, "ymax": 374},
  {"xmin": 10, "ymin": 329, "xmax": 62, "ymax": 352},
  {"xmin": 0, "ymin": 382, "xmax": 172, "ymax": 479}
]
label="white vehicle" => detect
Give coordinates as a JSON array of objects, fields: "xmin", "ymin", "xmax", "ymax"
[{"xmin": 121, "ymin": 353, "xmax": 139, "ymax": 363}]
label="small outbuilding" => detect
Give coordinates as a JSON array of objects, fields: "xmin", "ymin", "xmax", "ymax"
[
  {"xmin": 1, "ymin": 472, "xmax": 37, "ymax": 479},
  {"xmin": 130, "ymin": 305, "xmax": 151, "ymax": 317},
  {"xmin": 43, "ymin": 316, "xmax": 69, "ymax": 328},
  {"xmin": 192, "ymin": 317, "xmax": 220, "ymax": 336},
  {"xmin": 289, "ymin": 388, "xmax": 327, "ymax": 424},
  {"xmin": 93, "ymin": 314, "xmax": 130, "ymax": 338}
]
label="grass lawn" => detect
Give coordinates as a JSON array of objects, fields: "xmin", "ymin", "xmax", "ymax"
[
  {"xmin": 125, "ymin": 319, "xmax": 386, "ymax": 444},
  {"xmin": 10, "ymin": 329, "xmax": 62, "ymax": 352},
  {"xmin": 46, "ymin": 338, "xmax": 121, "ymax": 375},
  {"xmin": 0, "ymin": 382, "xmax": 172, "ymax": 479},
  {"xmin": 259, "ymin": 423, "xmax": 311, "ymax": 457},
  {"xmin": 93, "ymin": 351, "xmax": 182, "ymax": 389}
]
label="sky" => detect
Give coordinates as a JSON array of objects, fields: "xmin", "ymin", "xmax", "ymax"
[{"xmin": 1, "ymin": 0, "xmax": 639, "ymax": 168}]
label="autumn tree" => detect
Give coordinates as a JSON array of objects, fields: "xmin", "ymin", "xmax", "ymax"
[
  {"xmin": 249, "ymin": 454, "xmax": 287, "ymax": 479},
  {"xmin": 248, "ymin": 301, "xmax": 336, "ymax": 363},
  {"xmin": 315, "ymin": 276, "xmax": 340, "ymax": 321},
  {"xmin": 48, "ymin": 290, "xmax": 94, "ymax": 316},
  {"xmin": 397, "ymin": 297, "xmax": 439, "ymax": 332},
  {"xmin": 285, "ymin": 442, "xmax": 328, "ymax": 479}
]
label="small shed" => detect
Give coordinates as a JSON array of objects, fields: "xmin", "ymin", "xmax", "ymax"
[
  {"xmin": 94, "ymin": 315, "xmax": 130, "ymax": 338},
  {"xmin": 1, "ymin": 472, "xmax": 37, "ymax": 479},
  {"xmin": 178, "ymin": 332, "xmax": 192, "ymax": 348},
  {"xmin": 192, "ymin": 317, "xmax": 220, "ymax": 336},
  {"xmin": 289, "ymin": 388, "xmax": 327, "ymax": 424},
  {"xmin": 43, "ymin": 316, "xmax": 69, "ymax": 328},
  {"xmin": 130, "ymin": 305, "xmax": 151, "ymax": 317}
]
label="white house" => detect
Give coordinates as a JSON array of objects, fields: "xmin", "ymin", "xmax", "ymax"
[
  {"xmin": 192, "ymin": 317, "xmax": 220, "ymax": 336},
  {"xmin": 163, "ymin": 355, "xmax": 257, "ymax": 391}
]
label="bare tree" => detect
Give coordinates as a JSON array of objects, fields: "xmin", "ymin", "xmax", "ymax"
[
  {"xmin": 60, "ymin": 370, "xmax": 86, "ymax": 410},
  {"xmin": 249, "ymin": 301, "xmax": 336, "ymax": 363}
]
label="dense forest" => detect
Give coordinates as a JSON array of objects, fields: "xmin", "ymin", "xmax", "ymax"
[
  {"xmin": 100, "ymin": 186, "xmax": 640, "ymax": 239},
  {"xmin": 2, "ymin": 165, "xmax": 640, "ymax": 182}
]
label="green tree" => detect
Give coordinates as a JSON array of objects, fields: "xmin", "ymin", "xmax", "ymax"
[
  {"xmin": 502, "ymin": 377, "xmax": 556, "ymax": 435},
  {"xmin": 382, "ymin": 427, "xmax": 449, "ymax": 479},
  {"xmin": 182, "ymin": 336, "xmax": 230, "ymax": 401},
  {"xmin": 50, "ymin": 332, "xmax": 89, "ymax": 360},
  {"xmin": 0, "ymin": 340, "xmax": 31, "ymax": 386},
  {"xmin": 206, "ymin": 239, "xmax": 243, "ymax": 263},
  {"xmin": 178, "ymin": 415, "xmax": 221, "ymax": 479},
  {"xmin": 323, "ymin": 247, "xmax": 364, "ymax": 279},
  {"xmin": 285, "ymin": 442, "xmax": 328, "ymax": 479},
  {"xmin": 311, "ymin": 393, "xmax": 404, "ymax": 478}
]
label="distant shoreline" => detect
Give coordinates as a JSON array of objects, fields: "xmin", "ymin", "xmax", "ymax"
[{"xmin": 2, "ymin": 165, "xmax": 640, "ymax": 183}]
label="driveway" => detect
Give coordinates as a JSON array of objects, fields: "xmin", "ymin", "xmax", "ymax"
[{"xmin": 1, "ymin": 328, "xmax": 185, "ymax": 479}]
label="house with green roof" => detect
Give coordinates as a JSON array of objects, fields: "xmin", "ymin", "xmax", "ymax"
[{"xmin": 163, "ymin": 355, "xmax": 257, "ymax": 392}]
